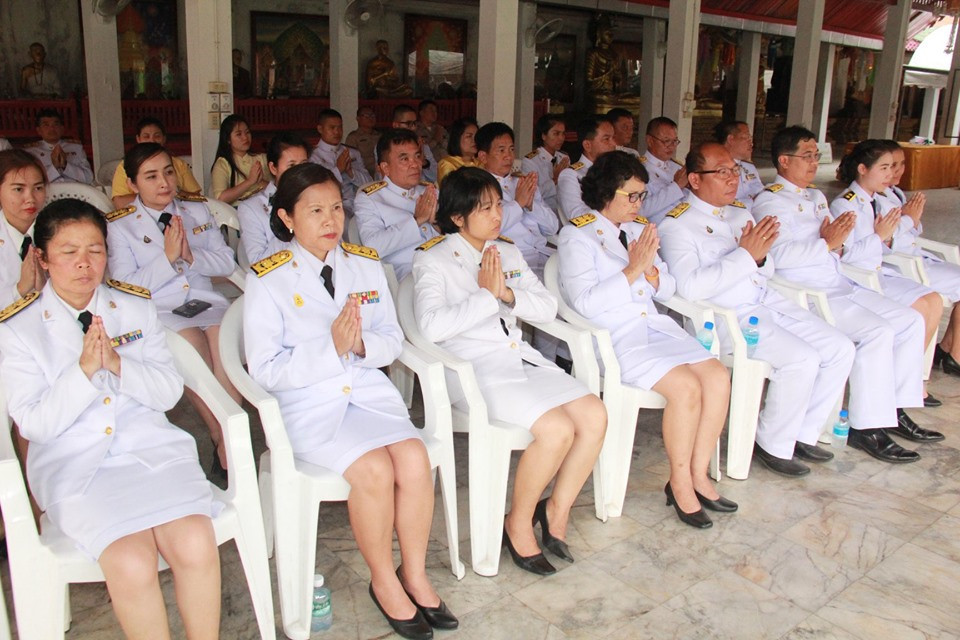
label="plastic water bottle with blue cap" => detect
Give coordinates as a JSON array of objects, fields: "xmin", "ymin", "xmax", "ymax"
[
  {"xmin": 311, "ymin": 574, "xmax": 332, "ymax": 632},
  {"xmin": 831, "ymin": 410, "xmax": 850, "ymax": 448},
  {"xmin": 743, "ymin": 316, "xmax": 760, "ymax": 357},
  {"xmin": 696, "ymin": 321, "xmax": 714, "ymax": 351}
]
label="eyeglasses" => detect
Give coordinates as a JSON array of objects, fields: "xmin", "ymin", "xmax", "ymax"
[
  {"xmin": 694, "ymin": 166, "xmax": 742, "ymax": 179},
  {"xmin": 358, "ymin": 112, "xmax": 376, "ymax": 119},
  {"xmin": 396, "ymin": 119, "xmax": 419, "ymax": 128},
  {"xmin": 784, "ymin": 152, "xmax": 822, "ymax": 163},
  {"xmin": 650, "ymin": 136, "xmax": 681, "ymax": 147},
  {"xmin": 615, "ymin": 189, "xmax": 648, "ymax": 203}
]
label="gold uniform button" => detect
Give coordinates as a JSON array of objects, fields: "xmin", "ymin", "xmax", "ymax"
[
  {"xmin": 104, "ymin": 426, "xmax": 113, "ymax": 435},
  {"xmin": 637, "ymin": 290, "xmax": 644, "ymax": 296},
  {"xmin": 342, "ymin": 385, "xmax": 351, "ymax": 394},
  {"xmin": 510, "ymin": 342, "xmax": 518, "ymax": 349},
  {"xmin": 183, "ymin": 284, "xmax": 190, "ymax": 290},
  {"xmin": 641, "ymin": 312, "xmax": 647, "ymax": 317},
  {"xmin": 103, "ymin": 397, "xmax": 111, "ymax": 405}
]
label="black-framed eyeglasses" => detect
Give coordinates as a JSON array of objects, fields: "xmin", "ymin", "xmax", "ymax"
[
  {"xmin": 650, "ymin": 136, "xmax": 681, "ymax": 146},
  {"xmin": 396, "ymin": 119, "xmax": 419, "ymax": 128},
  {"xmin": 615, "ymin": 189, "xmax": 648, "ymax": 203},
  {"xmin": 694, "ymin": 166, "xmax": 742, "ymax": 179},
  {"xmin": 784, "ymin": 152, "xmax": 822, "ymax": 162}
]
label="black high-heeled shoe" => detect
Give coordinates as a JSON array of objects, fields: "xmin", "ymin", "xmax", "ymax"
[
  {"xmin": 396, "ymin": 567, "xmax": 458, "ymax": 630},
  {"xmin": 368, "ymin": 582, "xmax": 434, "ymax": 640},
  {"xmin": 934, "ymin": 344, "xmax": 946, "ymax": 367},
  {"xmin": 694, "ymin": 489, "xmax": 738, "ymax": 513},
  {"xmin": 664, "ymin": 482, "xmax": 713, "ymax": 529},
  {"xmin": 502, "ymin": 527, "xmax": 556, "ymax": 575},
  {"xmin": 936, "ymin": 344, "xmax": 960, "ymax": 377},
  {"xmin": 533, "ymin": 498, "xmax": 574, "ymax": 563}
]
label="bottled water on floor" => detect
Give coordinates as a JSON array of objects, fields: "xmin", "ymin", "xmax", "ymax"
[
  {"xmin": 311, "ymin": 574, "xmax": 332, "ymax": 633},
  {"xmin": 831, "ymin": 410, "xmax": 850, "ymax": 448}
]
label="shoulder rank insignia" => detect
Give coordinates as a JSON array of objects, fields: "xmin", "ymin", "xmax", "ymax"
[
  {"xmin": 0, "ymin": 291, "xmax": 40, "ymax": 322},
  {"xmin": 731, "ymin": 200, "xmax": 747, "ymax": 209},
  {"xmin": 105, "ymin": 206, "xmax": 136, "ymax": 222},
  {"xmin": 666, "ymin": 202, "xmax": 690, "ymax": 219},
  {"xmin": 250, "ymin": 250, "xmax": 293, "ymax": 277},
  {"xmin": 107, "ymin": 279, "xmax": 151, "ymax": 298},
  {"xmin": 177, "ymin": 192, "xmax": 207, "ymax": 202},
  {"xmin": 639, "ymin": 155, "xmax": 647, "ymax": 163},
  {"xmin": 341, "ymin": 242, "xmax": 380, "ymax": 260},
  {"xmin": 569, "ymin": 213, "xmax": 596, "ymax": 227},
  {"xmin": 764, "ymin": 184, "xmax": 784, "ymax": 193},
  {"xmin": 497, "ymin": 235, "xmax": 514, "ymax": 244},
  {"xmin": 633, "ymin": 215, "xmax": 649, "ymax": 224},
  {"xmin": 419, "ymin": 180, "xmax": 435, "ymax": 188},
  {"xmin": 809, "ymin": 183, "xmax": 817, "ymax": 188},
  {"xmin": 525, "ymin": 150, "xmax": 538, "ymax": 159},
  {"xmin": 361, "ymin": 181, "xmax": 387, "ymax": 196},
  {"xmin": 417, "ymin": 235, "xmax": 446, "ymax": 251},
  {"xmin": 842, "ymin": 191, "xmax": 856, "ymax": 201},
  {"xmin": 570, "ymin": 162, "xmax": 585, "ymax": 171}
]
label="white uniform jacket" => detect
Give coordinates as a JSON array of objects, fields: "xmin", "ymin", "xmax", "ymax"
[
  {"xmin": 243, "ymin": 241, "xmax": 405, "ymax": 455},
  {"xmin": 557, "ymin": 211, "xmax": 689, "ymax": 348},
  {"xmin": 492, "ymin": 171, "xmax": 558, "ymax": 275},
  {"xmin": 107, "ymin": 196, "xmax": 236, "ymax": 312},
  {"xmin": 309, "ymin": 140, "xmax": 372, "ymax": 207},
  {"xmin": 639, "ymin": 154, "xmax": 685, "ymax": 224},
  {"xmin": 736, "ymin": 159, "xmax": 764, "ymax": 204},
  {"xmin": 0, "ymin": 282, "xmax": 193, "ymax": 510},
  {"xmin": 521, "ymin": 146, "xmax": 568, "ymax": 213},
  {"xmin": 25, "ymin": 139, "xmax": 94, "ymax": 184},
  {"xmin": 421, "ymin": 143, "xmax": 438, "ymax": 185},
  {"xmin": 557, "ymin": 156, "xmax": 592, "ymax": 224},
  {"xmin": 412, "ymin": 233, "xmax": 559, "ymax": 392},
  {"xmin": 354, "ymin": 178, "xmax": 440, "ymax": 282},
  {"xmin": 0, "ymin": 214, "xmax": 33, "ymax": 308},
  {"xmin": 237, "ymin": 181, "xmax": 289, "ymax": 263},
  {"xmin": 829, "ymin": 181, "xmax": 891, "ymax": 274},
  {"xmin": 877, "ymin": 186, "xmax": 941, "ymax": 259}
]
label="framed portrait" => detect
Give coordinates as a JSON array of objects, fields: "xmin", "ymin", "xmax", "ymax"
[
  {"xmin": 251, "ymin": 12, "xmax": 330, "ymax": 98},
  {"xmin": 403, "ymin": 15, "xmax": 468, "ymax": 97},
  {"xmin": 115, "ymin": 0, "xmax": 180, "ymax": 99}
]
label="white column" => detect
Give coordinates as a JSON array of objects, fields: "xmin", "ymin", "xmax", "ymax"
[
  {"xmin": 868, "ymin": 0, "xmax": 911, "ymax": 138},
  {"xmin": 938, "ymin": 41, "xmax": 960, "ymax": 144},
  {"xmin": 478, "ymin": 0, "xmax": 519, "ymax": 125},
  {"xmin": 787, "ymin": 0, "xmax": 824, "ymax": 127},
  {"xmin": 514, "ymin": 1, "xmax": 537, "ymax": 153},
  {"xmin": 735, "ymin": 31, "xmax": 762, "ymax": 130},
  {"xmin": 919, "ymin": 87, "xmax": 941, "ymax": 140},
  {"xmin": 184, "ymin": 0, "xmax": 233, "ymax": 194},
  {"xmin": 329, "ymin": 0, "xmax": 359, "ymax": 125},
  {"xmin": 80, "ymin": 10, "xmax": 124, "ymax": 172},
  {"xmin": 662, "ymin": 0, "xmax": 701, "ymax": 158},
  {"xmin": 812, "ymin": 43, "xmax": 836, "ymax": 143},
  {"xmin": 639, "ymin": 18, "xmax": 665, "ymax": 132}
]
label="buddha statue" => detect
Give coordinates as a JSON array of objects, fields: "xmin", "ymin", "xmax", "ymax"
[
  {"xmin": 584, "ymin": 14, "xmax": 641, "ymax": 112},
  {"xmin": 365, "ymin": 40, "xmax": 413, "ymax": 98}
]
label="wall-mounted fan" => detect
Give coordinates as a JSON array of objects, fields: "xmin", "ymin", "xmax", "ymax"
[
  {"xmin": 343, "ymin": 0, "xmax": 384, "ymax": 34},
  {"xmin": 93, "ymin": 0, "xmax": 132, "ymax": 17},
  {"xmin": 525, "ymin": 17, "xmax": 564, "ymax": 48}
]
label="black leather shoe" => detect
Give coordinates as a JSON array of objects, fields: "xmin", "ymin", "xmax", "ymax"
[
  {"xmin": 396, "ymin": 567, "xmax": 458, "ymax": 630},
  {"xmin": 209, "ymin": 447, "xmax": 228, "ymax": 490},
  {"xmin": 502, "ymin": 528, "xmax": 556, "ymax": 575},
  {"xmin": 937, "ymin": 345, "xmax": 960, "ymax": 377},
  {"xmin": 664, "ymin": 482, "xmax": 713, "ymax": 529},
  {"xmin": 794, "ymin": 442, "xmax": 835, "ymax": 462},
  {"xmin": 753, "ymin": 444, "xmax": 810, "ymax": 476},
  {"xmin": 923, "ymin": 394, "xmax": 942, "ymax": 408},
  {"xmin": 934, "ymin": 343, "xmax": 946, "ymax": 367},
  {"xmin": 890, "ymin": 409, "xmax": 945, "ymax": 442},
  {"xmin": 368, "ymin": 582, "xmax": 433, "ymax": 640},
  {"xmin": 555, "ymin": 356, "xmax": 573, "ymax": 375},
  {"xmin": 533, "ymin": 498, "xmax": 574, "ymax": 563},
  {"xmin": 694, "ymin": 489, "xmax": 738, "ymax": 513},
  {"xmin": 848, "ymin": 428, "xmax": 921, "ymax": 463}
]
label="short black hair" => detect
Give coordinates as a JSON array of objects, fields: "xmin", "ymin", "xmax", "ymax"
[
  {"xmin": 447, "ymin": 117, "xmax": 478, "ymax": 157},
  {"xmin": 534, "ymin": 114, "xmax": 564, "ymax": 146},
  {"xmin": 135, "ymin": 116, "xmax": 166, "ymax": 137},
  {"xmin": 581, "ymin": 150, "xmax": 648, "ymax": 211},
  {"xmin": 714, "ymin": 120, "xmax": 748, "ymax": 144},
  {"xmin": 838, "ymin": 139, "xmax": 892, "ymax": 184},
  {"xmin": 606, "ymin": 108, "xmax": 633, "ymax": 124},
  {"xmin": 392, "ymin": 104, "xmax": 416, "ymax": 122},
  {"xmin": 475, "ymin": 122, "xmax": 514, "ymax": 154},
  {"xmin": 266, "ymin": 132, "xmax": 309, "ymax": 167},
  {"xmin": 376, "ymin": 128, "xmax": 420, "ymax": 165},
  {"xmin": 318, "ymin": 108, "xmax": 342, "ymax": 126},
  {"xmin": 34, "ymin": 198, "xmax": 107, "ymax": 254},
  {"xmin": 576, "ymin": 117, "xmax": 605, "ymax": 145},
  {"xmin": 35, "ymin": 108, "xmax": 63, "ymax": 127},
  {"xmin": 436, "ymin": 167, "xmax": 502, "ymax": 235},
  {"xmin": 645, "ymin": 116, "xmax": 677, "ymax": 136},
  {"xmin": 771, "ymin": 125, "xmax": 817, "ymax": 171},
  {"xmin": 270, "ymin": 163, "xmax": 341, "ymax": 242},
  {"xmin": 418, "ymin": 99, "xmax": 438, "ymax": 112},
  {"xmin": 124, "ymin": 142, "xmax": 170, "ymax": 182}
]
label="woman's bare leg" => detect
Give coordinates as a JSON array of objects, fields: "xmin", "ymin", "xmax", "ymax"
[
  {"xmin": 154, "ymin": 515, "xmax": 221, "ymax": 640},
  {"xmin": 177, "ymin": 327, "xmax": 226, "ymax": 468},
  {"xmin": 686, "ymin": 359, "xmax": 731, "ymax": 500},
  {"xmin": 652, "ymin": 364, "xmax": 708, "ymax": 514},
  {"xmin": 99, "ymin": 530, "xmax": 169, "ymax": 640}
]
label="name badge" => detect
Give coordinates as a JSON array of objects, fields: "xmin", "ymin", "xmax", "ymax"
[
  {"xmin": 110, "ymin": 329, "xmax": 143, "ymax": 347},
  {"xmin": 349, "ymin": 290, "xmax": 380, "ymax": 305},
  {"xmin": 503, "ymin": 269, "xmax": 522, "ymax": 280},
  {"xmin": 192, "ymin": 222, "xmax": 213, "ymax": 234}
]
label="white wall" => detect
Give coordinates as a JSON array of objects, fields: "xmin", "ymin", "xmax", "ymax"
[{"xmin": 0, "ymin": 0, "xmax": 85, "ymax": 98}]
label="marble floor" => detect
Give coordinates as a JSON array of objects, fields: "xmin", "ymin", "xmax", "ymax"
[{"xmin": 3, "ymin": 161, "xmax": 960, "ymax": 639}]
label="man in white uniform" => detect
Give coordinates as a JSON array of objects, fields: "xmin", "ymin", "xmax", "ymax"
[
  {"xmin": 659, "ymin": 143, "xmax": 855, "ymax": 475},
  {"xmin": 354, "ymin": 129, "xmax": 439, "ymax": 282},
  {"xmin": 25, "ymin": 109, "xmax": 93, "ymax": 184},
  {"xmin": 309, "ymin": 108, "xmax": 371, "ymax": 215},
  {"xmin": 607, "ymin": 108, "xmax": 641, "ymax": 159},
  {"xmin": 521, "ymin": 114, "xmax": 569, "ymax": 213},
  {"xmin": 716, "ymin": 121, "xmax": 764, "ymax": 207},
  {"xmin": 556, "ymin": 117, "xmax": 617, "ymax": 223},
  {"xmin": 392, "ymin": 104, "xmax": 438, "ymax": 184},
  {"xmin": 753, "ymin": 125, "xmax": 940, "ymax": 461},
  {"xmin": 639, "ymin": 117, "xmax": 687, "ymax": 224}
]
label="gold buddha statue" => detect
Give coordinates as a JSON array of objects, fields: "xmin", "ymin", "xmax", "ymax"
[{"xmin": 365, "ymin": 40, "xmax": 413, "ymax": 98}]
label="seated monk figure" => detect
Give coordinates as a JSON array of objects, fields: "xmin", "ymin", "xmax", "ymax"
[{"xmin": 365, "ymin": 40, "xmax": 413, "ymax": 98}]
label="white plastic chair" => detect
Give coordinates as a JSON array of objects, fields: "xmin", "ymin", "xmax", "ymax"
[
  {"xmin": 45, "ymin": 182, "xmax": 114, "ymax": 214},
  {"xmin": 204, "ymin": 197, "xmax": 242, "ymax": 255},
  {"xmin": 95, "ymin": 159, "xmax": 121, "ymax": 189},
  {"xmin": 219, "ymin": 299, "xmax": 465, "ymax": 639},
  {"xmin": 0, "ymin": 329, "xmax": 276, "ymax": 640},
  {"xmin": 396, "ymin": 276, "xmax": 601, "ymax": 576}
]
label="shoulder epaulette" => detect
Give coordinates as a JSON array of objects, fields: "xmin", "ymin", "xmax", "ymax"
[
  {"xmin": 107, "ymin": 279, "xmax": 151, "ymax": 299},
  {"xmin": 525, "ymin": 150, "xmax": 538, "ymax": 159},
  {"xmin": 764, "ymin": 184, "xmax": 784, "ymax": 193},
  {"xmin": 178, "ymin": 192, "xmax": 208, "ymax": 202},
  {"xmin": 877, "ymin": 190, "xmax": 888, "ymax": 198},
  {"xmin": 731, "ymin": 201, "xmax": 746, "ymax": 209},
  {"xmin": 809, "ymin": 183, "xmax": 817, "ymax": 188},
  {"xmin": 361, "ymin": 181, "xmax": 387, "ymax": 195},
  {"xmin": 341, "ymin": 242, "xmax": 379, "ymax": 260},
  {"xmin": 0, "ymin": 291, "xmax": 40, "ymax": 322},
  {"xmin": 842, "ymin": 191, "xmax": 856, "ymax": 201},
  {"xmin": 105, "ymin": 206, "xmax": 136, "ymax": 222},
  {"xmin": 23, "ymin": 141, "xmax": 41, "ymax": 148},
  {"xmin": 497, "ymin": 235, "xmax": 514, "ymax": 244},
  {"xmin": 666, "ymin": 202, "xmax": 690, "ymax": 219},
  {"xmin": 250, "ymin": 250, "xmax": 293, "ymax": 277},
  {"xmin": 570, "ymin": 162, "xmax": 585, "ymax": 171},
  {"xmin": 416, "ymin": 236, "xmax": 446, "ymax": 251},
  {"xmin": 633, "ymin": 215, "xmax": 649, "ymax": 224},
  {"xmin": 639, "ymin": 155, "xmax": 647, "ymax": 163},
  {"xmin": 419, "ymin": 180, "xmax": 435, "ymax": 188},
  {"xmin": 569, "ymin": 213, "xmax": 596, "ymax": 227}
]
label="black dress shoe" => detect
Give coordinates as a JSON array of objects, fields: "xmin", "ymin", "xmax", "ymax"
[
  {"xmin": 533, "ymin": 498, "xmax": 574, "ymax": 563},
  {"xmin": 396, "ymin": 567, "xmax": 458, "ymax": 630},
  {"xmin": 891, "ymin": 409, "xmax": 945, "ymax": 442},
  {"xmin": 753, "ymin": 444, "xmax": 810, "ymax": 476},
  {"xmin": 937, "ymin": 346, "xmax": 960, "ymax": 377},
  {"xmin": 794, "ymin": 442, "xmax": 835, "ymax": 462},
  {"xmin": 694, "ymin": 489, "xmax": 738, "ymax": 513},
  {"xmin": 848, "ymin": 428, "xmax": 920, "ymax": 463},
  {"xmin": 664, "ymin": 482, "xmax": 713, "ymax": 529},
  {"xmin": 502, "ymin": 528, "xmax": 556, "ymax": 575},
  {"xmin": 923, "ymin": 394, "xmax": 942, "ymax": 408},
  {"xmin": 368, "ymin": 582, "xmax": 434, "ymax": 640}
]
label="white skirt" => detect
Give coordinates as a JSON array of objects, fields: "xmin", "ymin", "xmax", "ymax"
[
  {"xmin": 925, "ymin": 260, "xmax": 960, "ymax": 303},
  {"xmin": 157, "ymin": 297, "xmax": 229, "ymax": 332},
  {"xmin": 470, "ymin": 363, "xmax": 591, "ymax": 430},
  {"xmin": 618, "ymin": 328, "xmax": 713, "ymax": 391},
  {"xmin": 880, "ymin": 271, "xmax": 935, "ymax": 307}
]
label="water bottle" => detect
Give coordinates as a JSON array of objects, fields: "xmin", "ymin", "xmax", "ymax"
[
  {"xmin": 311, "ymin": 574, "xmax": 332, "ymax": 632},
  {"xmin": 696, "ymin": 321, "xmax": 715, "ymax": 351},
  {"xmin": 743, "ymin": 316, "xmax": 760, "ymax": 357},
  {"xmin": 832, "ymin": 410, "xmax": 850, "ymax": 448}
]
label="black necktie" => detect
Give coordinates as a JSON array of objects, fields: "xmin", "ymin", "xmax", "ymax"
[
  {"xmin": 619, "ymin": 229, "xmax": 629, "ymax": 250},
  {"xmin": 78, "ymin": 310, "xmax": 93, "ymax": 334},
  {"xmin": 158, "ymin": 212, "xmax": 173, "ymax": 232},
  {"xmin": 871, "ymin": 198, "xmax": 880, "ymax": 220},
  {"xmin": 320, "ymin": 265, "xmax": 335, "ymax": 298},
  {"xmin": 19, "ymin": 235, "xmax": 31, "ymax": 261},
  {"xmin": 551, "ymin": 155, "xmax": 557, "ymax": 165}
]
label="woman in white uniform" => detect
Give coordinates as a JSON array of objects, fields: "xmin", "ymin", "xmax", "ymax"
[
  {"xmin": 0, "ymin": 199, "xmax": 220, "ymax": 639},
  {"xmin": 557, "ymin": 151, "xmax": 733, "ymax": 529},
  {"xmin": 831, "ymin": 140, "xmax": 944, "ymax": 406},
  {"xmin": 244, "ymin": 163, "xmax": 455, "ymax": 640},
  {"xmin": 0, "ymin": 149, "xmax": 47, "ymax": 308},
  {"xmin": 412, "ymin": 167, "xmax": 607, "ymax": 574},
  {"xmin": 108, "ymin": 142, "xmax": 242, "ymax": 472}
]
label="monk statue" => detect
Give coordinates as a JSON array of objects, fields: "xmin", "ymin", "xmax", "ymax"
[
  {"xmin": 365, "ymin": 40, "xmax": 413, "ymax": 98},
  {"xmin": 585, "ymin": 15, "xmax": 619, "ymax": 97},
  {"xmin": 20, "ymin": 42, "xmax": 62, "ymax": 99}
]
